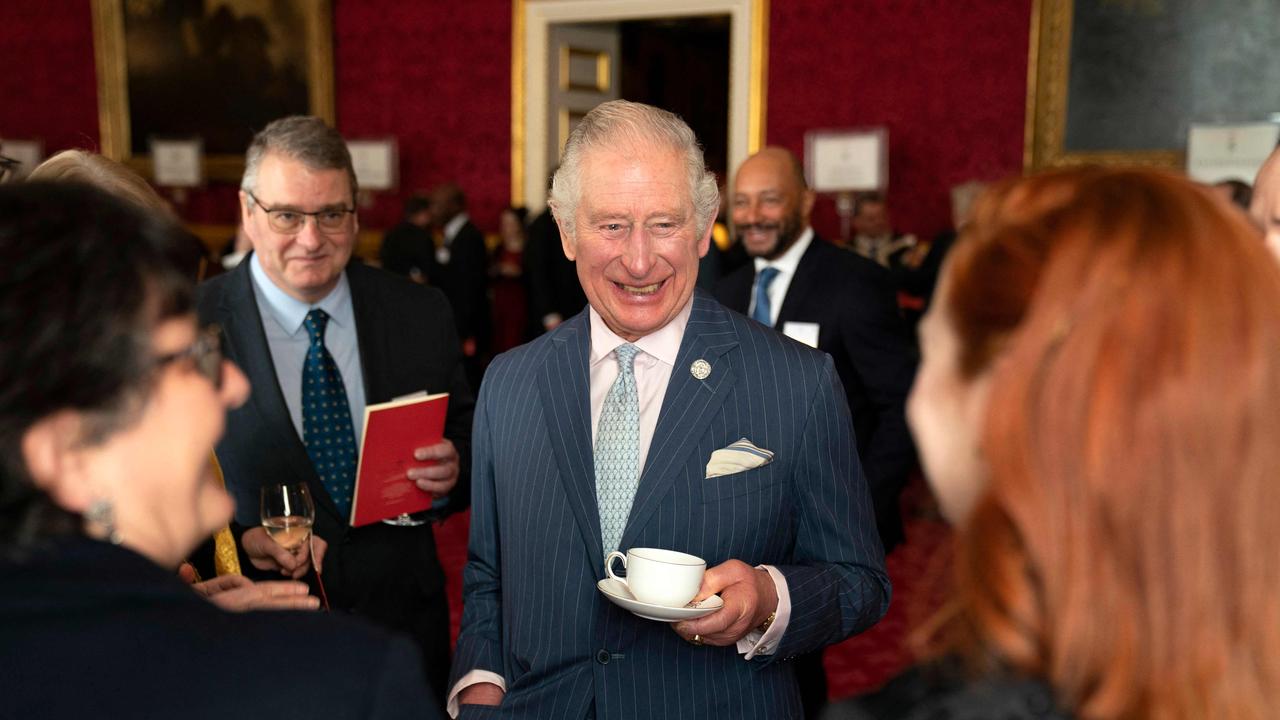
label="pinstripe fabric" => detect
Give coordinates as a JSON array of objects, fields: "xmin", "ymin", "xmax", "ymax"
[{"xmin": 454, "ymin": 290, "xmax": 890, "ymax": 719}]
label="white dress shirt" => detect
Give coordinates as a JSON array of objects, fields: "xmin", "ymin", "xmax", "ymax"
[{"xmin": 747, "ymin": 227, "xmax": 814, "ymax": 326}]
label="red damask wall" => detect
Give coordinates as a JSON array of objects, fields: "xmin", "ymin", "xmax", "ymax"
[
  {"xmin": 0, "ymin": 1, "xmax": 1030, "ymax": 237},
  {"xmin": 768, "ymin": 1, "xmax": 1033, "ymax": 239}
]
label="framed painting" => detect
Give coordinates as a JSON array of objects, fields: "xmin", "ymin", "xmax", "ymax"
[
  {"xmin": 1024, "ymin": 0, "xmax": 1280, "ymax": 172},
  {"xmin": 92, "ymin": 0, "xmax": 335, "ymax": 182}
]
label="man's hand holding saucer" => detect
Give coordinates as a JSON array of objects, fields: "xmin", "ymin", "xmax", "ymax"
[{"xmin": 675, "ymin": 559, "xmax": 778, "ymax": 646}]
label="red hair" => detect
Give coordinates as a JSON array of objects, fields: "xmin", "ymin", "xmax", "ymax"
[{"xmin": 924, "ymin": 168, "xmax": 1280, "ymax": 718}]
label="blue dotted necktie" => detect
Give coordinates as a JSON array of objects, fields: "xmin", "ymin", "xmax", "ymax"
[
  {"xmin": 752, "ymin": 266, "xmax": 780, "ymax": 327},
  {"xmin": 595, "ymin": 343, "xmax": 640, "ymax": 557},
  {"xmin": 302, "ymin": 309, "xmax": 358, "ymax": 520}
]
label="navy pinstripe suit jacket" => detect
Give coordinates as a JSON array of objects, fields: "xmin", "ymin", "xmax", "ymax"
[{"xmin": 454, "ymin": 290, "xmax": 890, "ymax": 719}]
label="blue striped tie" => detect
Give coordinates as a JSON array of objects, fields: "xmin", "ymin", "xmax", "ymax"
[
  {"xmin": 302, "ymin": 309, "xmax": 358, "ymax": 520},
  {"xmin": 752, "ymin": 266, "xmax": 780, "ymax": 326},
  {"xmin": 595, "ymin": 343, "xmax": 640, "ymax": 556}
]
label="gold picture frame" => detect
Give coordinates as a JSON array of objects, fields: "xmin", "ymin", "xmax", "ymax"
[
  {"xmin": 1023, "ymin": 0, "xmax": 1180, "ymax": 172},
  {"xmin": 91, "ymin": 0, "xmax": 335, "ymax": 182}
]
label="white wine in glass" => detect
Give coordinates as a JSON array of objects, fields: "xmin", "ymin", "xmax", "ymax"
[{"xmin": 260, "ymin": 483, "xmax": 315, "ymax": 556}]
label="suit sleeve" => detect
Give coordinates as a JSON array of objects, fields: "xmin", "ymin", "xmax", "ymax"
[
  {"xmin": 449, "ymin": 374, "xmax": 505, "ymax": 687},
  {"xmin": 763, "ymin": 356, "xmax": 891, "ymax": 662}
]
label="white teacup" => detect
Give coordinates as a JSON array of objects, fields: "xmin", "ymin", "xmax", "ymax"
[{"xmin": 605, "ymin": 548, "xmax": 706, "ymax": 607}]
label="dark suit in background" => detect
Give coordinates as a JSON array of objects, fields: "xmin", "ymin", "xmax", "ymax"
[
  {"xmin": 429, "ymin": 218, "xmax": 491, "ymax": 389},
  {"xmin": 380, "ymin": 219, "xmax": 434, "ymax": 281},
  {"xmin": 716, "ymin": 236, "xmax": 917, "ymax": 551},
  {"xmin": 0, "ymin": 537, "xmax": 440, "ymax": 719},
  {"xmin": 523, "ymin": 207, "xmax": 586, "ymax": 338},
  {"xmin": 429, "ymin": 218, "xmax": 491, "ymax": 348},
  {"xmin": 197, "ymin": 258, "xmax": 474, "ymax": 703}
]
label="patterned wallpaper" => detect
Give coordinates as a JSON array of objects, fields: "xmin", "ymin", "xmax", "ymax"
[{"xmin": 0, "ymin": 0, "xmax": 1031, "ymax": 237}]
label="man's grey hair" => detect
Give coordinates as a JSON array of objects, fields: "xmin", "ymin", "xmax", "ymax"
[
  {"xmin": 240, "ymin": 116, "xmax": 357, "ymax": 202},
  {"xmin": 549, "ymin": 100, "xmax": 719, "ymax": 240}
]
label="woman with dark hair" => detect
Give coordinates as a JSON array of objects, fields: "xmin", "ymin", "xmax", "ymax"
[
  {"xmin": 0, "ymin": 183, "xmax": 438, "ymax": 719},
  {"xmin": 827, "ymin": 168, "xmax": 1280, "ymax": 719},
  {"xmin": 27, "ymin": 148, "xmax": 313, "ymax": 610}
]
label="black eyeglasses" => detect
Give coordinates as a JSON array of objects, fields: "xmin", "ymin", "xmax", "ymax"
[
  {"xmin": 155, "ymin": 324, "xmax": 224, "ymax": 389},
  {"xmin": 245, "ymin": 190, "xmax": 355, "ymax": 234}
]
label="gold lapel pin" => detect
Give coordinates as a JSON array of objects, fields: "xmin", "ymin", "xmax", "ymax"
[{"xmin": 690, "ymin": 358, "xmax": 711, "ymax": 380}]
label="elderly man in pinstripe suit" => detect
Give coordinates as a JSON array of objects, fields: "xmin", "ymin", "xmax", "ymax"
[{"xmin": 449, "ymin": 100, "xmax": 890, "ymax": 719}]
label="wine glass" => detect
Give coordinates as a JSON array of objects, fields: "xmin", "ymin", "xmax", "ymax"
[{"xmin": 260, "ymin": 483, "xmax": 315, "ymax": 556}]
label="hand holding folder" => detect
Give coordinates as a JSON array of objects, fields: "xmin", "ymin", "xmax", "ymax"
[{"xmin": 349, "ymin": 392, "xmax": 452, "ymax": 526}]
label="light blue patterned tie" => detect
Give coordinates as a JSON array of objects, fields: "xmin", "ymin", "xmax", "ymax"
[
  {"xmin": 596, "ymin": 343, "xmax": 640, "ymax": 557},
  {"xmin": 302, "ymin": 309, "xmax": 358, "ymax": 520},
  {"xmin": 751, "ymin": 266, "xmax": 780, "ymax": 327}
]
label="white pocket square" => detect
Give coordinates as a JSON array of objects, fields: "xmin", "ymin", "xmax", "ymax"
[{"xmin": 705, "ymin": 438, "xmax": 775, "ymax": 478}]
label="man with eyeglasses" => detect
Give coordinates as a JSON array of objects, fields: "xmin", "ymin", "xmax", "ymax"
[{"xmin": 196, "ymin": 115, "xmax": 474, "ymax": 708}]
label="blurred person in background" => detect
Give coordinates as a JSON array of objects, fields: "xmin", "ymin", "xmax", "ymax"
[
  {"xmin": 381, "ymin": 193, "xmax": 434, "ymax": 283},
  {"xmin": 428, "ymin": 181, "xmax": 491, "ymax": 386},
  {"xmin": 1212, "ymin": 178, "xmax": 1251, "ymax": 211},
  {"xmin": 849, "ymin": 193, "xmax": 915, "ymax": 268},
  {"xmin": 490, "ymin": 206, "xmax": 528, "ymax": 354}
]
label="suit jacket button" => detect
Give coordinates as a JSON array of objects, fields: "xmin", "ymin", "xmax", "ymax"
[{"xmin": 595, "ymin": 649, "xmax": 611, "ymax": 665}]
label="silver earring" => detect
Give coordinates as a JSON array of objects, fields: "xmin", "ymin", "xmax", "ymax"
[{"xmin": 85, "ymin": 499, "xmax": 122, "ymax": 545}]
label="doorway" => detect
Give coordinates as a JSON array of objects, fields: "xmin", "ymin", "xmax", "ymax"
[{"xmin": 513, "ymin": 0, "xmax": 767, "ymax": 209}]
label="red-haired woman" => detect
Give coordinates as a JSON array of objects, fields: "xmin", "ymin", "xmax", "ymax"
[{"xmin": 827, "ymin": 168, "xmax": 1280, "ymax": 719}]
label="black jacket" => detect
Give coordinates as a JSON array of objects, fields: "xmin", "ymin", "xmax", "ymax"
[
  {"xmin": 716, "ymin": 235, "xmax": 918, "ymax": 550},
  {"xmin": 0, "ymin": 537, "xmax": 440, "ymax": 719}
]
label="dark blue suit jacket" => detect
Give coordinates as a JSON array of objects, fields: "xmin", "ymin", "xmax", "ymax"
[{"xmin": 453, "ymin": 291, "xmax": 889, "ymax": 719}]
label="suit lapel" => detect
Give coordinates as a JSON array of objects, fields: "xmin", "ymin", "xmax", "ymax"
[
  {"xmin": 618, "ymin": 293, "xmax": 739, "ymax": 552},
  {"xmin": 535, "ymin": 311, "xmax": 605, "ymax": 570},
  {"xmin": 217, "ymin": 258, "xmax": 344, "ymax": 522},
  {"xmin": 345, "ymin": 265, "xmax": 384, "ymax": 403},
  {"xmin": 776, "ymin": 237, "xmax": 823, "ymax": 327}
]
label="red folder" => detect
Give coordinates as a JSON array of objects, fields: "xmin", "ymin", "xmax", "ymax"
[{"xmin": 349, "ymin": 392, "xmax": 449, "ymax": 527}]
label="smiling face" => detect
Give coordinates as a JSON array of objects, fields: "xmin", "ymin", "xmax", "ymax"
[
  {"xmin": 240, "ymin": 151, "xmax": 357, "ymax": 303},
  {"xmin": 732, "ymin": 148, "xmax": 815, "ymax": 260},
  {"xmin": 561, "ymin": 144, "xmax": 711, "ymax": 341},
  {"xmin": 65, "ymin": 315, "xmax": 250, "ymax": 566}
]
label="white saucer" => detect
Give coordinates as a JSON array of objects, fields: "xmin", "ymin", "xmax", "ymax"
[{"xmin": 596, "ymin": 578, "xmax": 724, "ymax": 622}]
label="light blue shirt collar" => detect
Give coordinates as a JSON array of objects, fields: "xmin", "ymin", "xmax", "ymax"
[{"xmin": 249, "ymin": 252, "xmax": 354, "ymax": 336}]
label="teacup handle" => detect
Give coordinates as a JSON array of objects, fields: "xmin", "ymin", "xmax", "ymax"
[{"xmin": 604, "ymin": 550, "xmax": 630, "ymax": 591}]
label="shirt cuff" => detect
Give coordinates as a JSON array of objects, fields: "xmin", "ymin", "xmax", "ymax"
[
  {"xmin": 446, "ymin": 670, "xmax": 507, "ymax": 718},
  {"xmin": 736, "ymin": 564, "xmax": 790, "ymax": 659}
]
